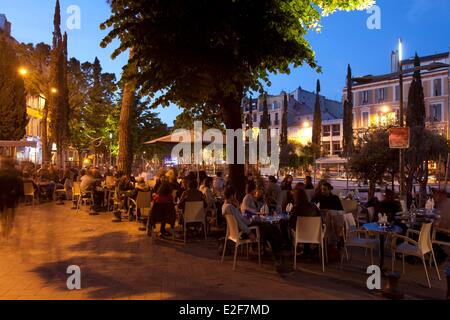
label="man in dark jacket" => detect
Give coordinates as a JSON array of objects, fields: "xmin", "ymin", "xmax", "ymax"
[{"xmin": 0, "ymin": 157, "xmax": 22, "ymax": 238}]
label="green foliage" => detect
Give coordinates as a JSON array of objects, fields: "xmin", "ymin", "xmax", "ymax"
[
  {"xmin": 349, "ymin": 128, "xmax": 399, "ymax": 187},
  {"xmin": 260, "ymin": 94, "xmax": 270, "ymax": 130},
  {"xmin": 101, "ymin": 0, "xmax": 374, "ymax": 108},
  {"xmin": 0, "ymin": 36, "xmax": 28, "ymax": 140},
  {"xmin": 173, "ymin": 103, "xmax": 224, "ymax": 131}
]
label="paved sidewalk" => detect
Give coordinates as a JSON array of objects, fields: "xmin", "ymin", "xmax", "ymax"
[{"xmin": 0, "ymin": 202, "xmax": 447, "ymax": 300}]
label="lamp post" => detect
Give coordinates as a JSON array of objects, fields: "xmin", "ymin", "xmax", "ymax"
[
  {"xmin": 109, "ymin": 132, "xmax": 113, "ymax": 168},
  {"xmin": 398, "ymin": 39, "xmax": 406, "ymax": 201}
]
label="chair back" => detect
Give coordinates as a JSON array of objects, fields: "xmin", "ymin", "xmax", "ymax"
[
  {"xmin": 224, "ymin": 213, "xmax": 240, "ymax": 243},
  {"xmin": 295, "ymin": 216, "xmax": 322, "ymax": 245},
  {"xmin": 343, "ymin": 212, "xmax": 357, "ymax": 233},
  {"xmin": 136, "ymin": 191, "xmax": 152, "ymax": 209},
  {"xmin": 418, "ymin": 223, "xmax": 433, "ymax": 254},
  {"xmin": 72, "ymin": 182, "xmax": 81, "ymax": 197},
  {"xmin": 278, "ymin": 190, "xmax": 288, "ymax": 208},
  {"xmin": 367, "ymin": 207, "xmax": 375, "ymax": 222},
  {"xmin": 305, "ymin": 190, "xmax": 315, "ymax": 201},
  {"xmin": 400, "ymin": 200, "xmax": 407, "ymax": 213},
  {"xmin": 341, "ymin": 199, "xmax": 358, "ymax": 213},
  {"xmin": 106, "ymin": 176, "xmax": 116, "ymax": 189},
  {"xmin": 184, "ymin": 201, "xmax": 205, "ymax": 223},
  {"xmin": 23, "ymin": 182, "xmax": 34, "ymax": 196}
]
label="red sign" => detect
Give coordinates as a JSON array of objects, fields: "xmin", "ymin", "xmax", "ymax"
[{"xmin": 389, "ymin": 128, "xmax": 410, "ymax": 149}]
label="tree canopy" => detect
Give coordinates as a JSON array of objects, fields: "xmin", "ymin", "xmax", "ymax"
[{"xmin": 101, "ymin": 0, "xmax": 374, "ymax": 108}]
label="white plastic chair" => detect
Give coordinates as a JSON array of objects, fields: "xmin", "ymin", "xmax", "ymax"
[
  {"xmin": 128, "ymin": 191, "xmax": 152, "ymax": 223},
  {"xmin": 432, "ymin": 227, "xmax": 450, "ymax": 248},
  {"xmin": 400, "ymin": 200, "xmax": 407, "ymax": 213},
  {"xmin": 391, "ymin": 223, "xmax": 441, "ymax": 288},
  {"xmin": 183, "ymin": 201, "xmax": 207, "ymax": 243},
  {"xmin": 293, "ymin": 216, "xmax": 327, "ymax": 272},
  {"xmin": 74, "ymin": 182, "xmax": 94, "ymax": 213},
  {"xmin": 23, "ymin": 182, "xmax": 35, "ymax": 207},
  {"xmin": 343, "ymin": 213, "xmax": 378, "ymax": 265},
  {"xmin": 221, "ymin": 214, "xmax": 261, "ymax": 270}
]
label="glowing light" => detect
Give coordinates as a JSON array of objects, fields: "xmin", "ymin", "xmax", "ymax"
[
  {"xmin": 381, "ymin": 105, "xmax": 391, "ymax": 113},
  {"xmin": 303, "ymin": 121, "xmax": 311, "ymax": 128},
  {"xmin": 51, "ymin": 87, "xmax": 58, "ymax": 94},
  {"xmin": 398, "ymin": 38, "xmax": 403, "ymax": 62},
  {"xmin": 18, "ymin": 67, "xmax": 28, "ymax": 76}
]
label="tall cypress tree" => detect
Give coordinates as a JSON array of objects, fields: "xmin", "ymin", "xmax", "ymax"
[
  {"xmin": 280, "ymin": 92, "xmax": 288, "ymax": 148},
  {"xmin": 260, "ymin": 93, "xmax": 270, "ymax": 130},
  {"xmin": 245, "ymin": 96, "xmax": 253, "ymax": 129},
  {"xmin": 406, "ymin": 53, "xmax": 427, "ymax": 202},
  {"xmin": 343, "ymin": 64, "xmax": 354, "ymax": 156},
  {"xmin": 406, "ymin": 53, "xmax": 425, "ymax": 128},
  {"xmin": 0, "ymin": 37, "xmax": 28, "ymax": 142},
  {"xmin": 312, "ymin": 80, "xmax": 322, "ymax": 155},
  {"xmin": 49, "ymin": 0, "xmax": 69, "ymax": 167}
]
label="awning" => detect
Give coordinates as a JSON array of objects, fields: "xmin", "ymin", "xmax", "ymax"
[
  {"xmin": 315, "ymin": 157, "xmax": 348, "ymax": 165},
  {"xmin": 144, "ymin": 130, "xmax": 225, "ymax": 145},
  {"xmin": 0, "ymin": 140, "xmax": 37, "ymax": 148}
]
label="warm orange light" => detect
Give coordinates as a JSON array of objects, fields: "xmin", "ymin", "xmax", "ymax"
[
  {"xmin": 51, "ymin": 87, "xmax": 58, "ymax": 94},
  {"xmin": 381, "ymin": 105, "xmax": 391, "ymax": 114},
  {"xmin": 18, "ymin": 67, "xmax": 28, "ymax": 76},
  {"xmin": 303, "ymin": 121, "xmax": 310, "ymax": 128}
]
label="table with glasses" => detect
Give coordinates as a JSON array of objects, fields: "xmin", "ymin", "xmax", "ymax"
[
  {"xmin": 362, "ymin": 222, "xmax": 403, "ymax": 271},
  {"xmin": 394, "ymin": 208, "xmax": 441, "ymax": 229}
]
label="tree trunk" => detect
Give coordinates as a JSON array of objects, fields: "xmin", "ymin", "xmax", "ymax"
[
  {"xmin": 41, "ymin": 99, "xmax": 50, "ymax": 163},
  {"xmin": 220, "ymin": 94, "xmax": 245, "ymax": 201},
  {"xmin": 117, "ymin": 80, "xmax": 135, "ymax": 176}
]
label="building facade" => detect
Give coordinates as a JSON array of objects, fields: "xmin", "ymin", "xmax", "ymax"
[
  {"xmin": 344, "ymin": 50, "xmax": 450, "ymax": 138},
  {"xmin": 1, "ymin": 14, "xmax": 45, "ymax": 163},
  {"xmin": 242, "ymin": 87, "xmax": 343, "ymax": 157}
]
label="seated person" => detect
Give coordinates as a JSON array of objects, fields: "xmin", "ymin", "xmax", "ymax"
[
  {"xmin": 304, "ymin": 176, "xmax": 314, "ymax": 190},
  {"xmin": 312, "ymin": 182, "xmax": 343, "ymax": 211},
  {"xmin": 178, "ymin": 179, "xmax": 207, "ymax": 212},
  {"xmin": 222, "ymin": 187, "xmax": 290, "ymax": 273},
  {"xmin": 289, "ymin": 188, "xmax": 321, "ymax": 230},
  {"xmin": 241, "ymin": 184, "xmax": 258, "ymax": 217},
  {"xmin": 379, "ymin": 189, "xmax": 402, "ymax": 222},
  {"xmin": 80, "ymin": 169, "xmax": 103, "ymax": 210}
]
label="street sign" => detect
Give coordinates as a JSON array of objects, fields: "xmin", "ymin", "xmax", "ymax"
[{"xmin": 389, "ymin": 127, "xmax": 410, "ymax": 149}]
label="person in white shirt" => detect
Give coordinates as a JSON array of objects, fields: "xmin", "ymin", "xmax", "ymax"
[
  {"xmin": 213, "ymin": 172, "xmax": 225, "ymax": 198},
  {"xmin": 241, "ymin": 183, "xmax": 258, "ymax": 216}
]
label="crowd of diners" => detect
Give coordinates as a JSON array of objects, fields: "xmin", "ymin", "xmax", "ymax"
[{"xmin": 1, "ymin": 157, "xmax": 449, "ymax": 273}]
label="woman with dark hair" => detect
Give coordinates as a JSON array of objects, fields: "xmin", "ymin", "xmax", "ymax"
[
  {"xmin": 304, "ymin": 176, "xmax": 314, "ymax": 190},
  {"xmin": 289, "ymin": 188, "xmax": 321, "ymax": 230}
]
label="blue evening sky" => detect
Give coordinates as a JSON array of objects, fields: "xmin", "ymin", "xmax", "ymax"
[{"xmin": 2, "ymin": 0, "xmax": 450, "ymax": 125}]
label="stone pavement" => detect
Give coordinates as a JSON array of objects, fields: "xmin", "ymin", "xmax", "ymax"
[{"xmin": 0, "ymin": 202, "xmax": 447, "ymax": 300}]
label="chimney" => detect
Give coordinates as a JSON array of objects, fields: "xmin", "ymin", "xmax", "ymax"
[{"xmin": 391, "ymin": 50, "xmax": 399, "ymax": 73}]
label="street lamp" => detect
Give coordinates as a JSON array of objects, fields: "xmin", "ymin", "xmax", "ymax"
[
  {"xmin": 398, "ymin": 38, "xmax": 406, "ymax": 201},
  {"xmin": 18, "ymin": 67, "xmax": 28, "ymax": 77}
]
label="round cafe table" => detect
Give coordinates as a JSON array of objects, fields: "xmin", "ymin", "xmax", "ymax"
[{"xmin": 362, "ymin": 222, "xmax": 402, "ymax": 271}]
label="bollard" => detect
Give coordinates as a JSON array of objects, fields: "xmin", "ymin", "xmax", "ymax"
[
  {"xmin": 446, "ymin": 264, "xmax": 450, "ymax": 300},
  {"xmin": 382, "ymin": 272, "xmax": 404, "ymax": 300},
  {"xmin": 112, "ymin": 210, "xmax": 122, "ymax": 222}
]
